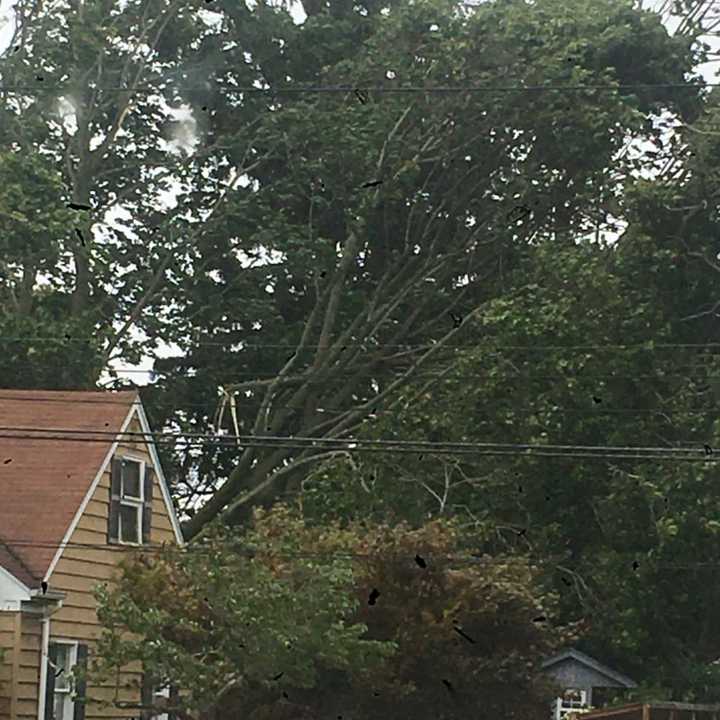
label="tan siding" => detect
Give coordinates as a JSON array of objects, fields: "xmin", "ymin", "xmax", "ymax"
[
  {"xmin": 17, "ymin": 652, "xmax": 39, "ymax": 671},
  {"xmin": 16, "ymin": 680, "xmax": 40, "ymax": 700},
  {"xmin": 70, "ymin": 516, "xmax": 114, "ymax": 538},
  {"xmin": 0, "ymin": 611, "xmax": 40, "ymax": 720},
  {"xmin": 15, "ymin": 697, "xmax": 38, "ymax": 719},
  {"xmin": 53, "ymin": 557, "xmax": 122, "ymax": 579},
  {"xmin": 0, "ymin": 614, "xmax": 15, "ymax": 630},
  {"xmin": 46, "ymin": 427, "xmax": 180, "ymax": 720},
  {"xmin": 10, "ymin": 612, "xmax": 21, "ymax": 720},
  {"xmin": 18, "ymin": 613, "xmax": 41, "ymax": 720},
  {"xmin": 82, "ymin": 498, "xmax": 109, "ymax": 518},
  {"xmin": 151, "ymin": 511, "xmax": 173, "ymax": 532},
  {"xmin": 15, "ymin": 667, "xmax": 40, "ymax": 687},
  {"xmin": 0, "ymin": 613, "xmax": 14, "ymax": 720},
  {"xmin": 59, "ymin": 546, "xmax": 125, "ymax": 567},
  {"xmin": 43, "ymin": 574, "xmax": 115, "ymax": 597}
]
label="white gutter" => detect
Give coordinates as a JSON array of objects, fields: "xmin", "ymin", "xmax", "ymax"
[
  {"xmin": 37, "ymin": 612, "xmax": 51, "ymax": 720},
  {"xmin": 33, "ymin": 598, "xmax": 63, "ymax": 720}
]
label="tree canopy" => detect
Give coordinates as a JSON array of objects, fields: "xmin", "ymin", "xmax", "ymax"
[
  {"xmin": 2, "ymin": 0, "xmax": 720, "ymax": 709},
  {"xmin": 1, "ymin": 0, "xmax": 705, "ymax": 532},
  {"xmin": 84, "ymin": 504, "xmax": 566, "ymax": 720}
]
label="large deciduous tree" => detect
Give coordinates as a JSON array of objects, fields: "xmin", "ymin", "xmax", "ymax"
[
  {"xmin": 143, "ymin": 0, "xmax": 704, "ymax": 538},
  {"xmin": 301, "ymin": 102, "xmax": 720, "ymax": 698},
  {"xmin": 0, "ymin": 0, "xmax": 706, "ymax": 538}
]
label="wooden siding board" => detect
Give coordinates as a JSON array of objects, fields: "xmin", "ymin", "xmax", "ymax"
[
  {"xmin": 18, "ymin": 613, "xmax": 40, "ymax": 720},
  {"xmin": 59, "ymin": 548, "xmax": 126, "ymax": 566},
  {"xmin": 83, "ymin": 497, "xmax": 110, "ymax": 515},
  {"xmin": 0, "ymin": 615, "xmax": 15, "ymax": 630},
  {"xmin": 15, "ymin": 697, "xmax": 39, "ymax": 712},
  {"xmin": 69, "ymin": 520, "xmax": 115, "ymax": 540},
  {"xmin": 52, "ymin": 558, "xmax": 122, "ymax": 579},
  {"xmin": 10, "ymin": 610, "xmax": 21, "ymax": 719},
  {"xmin": 15, "ymin": 665, "xmax": 41, "ymax": 684},
  {"xmin": 46, "ymin": 573, "xmax": 115, "ymax": 595},
  {"xmin": 0, "ymin": 611, "xmax": 14, "ymax": 707},
  {"xmin": 16, "ymin": 680, "xmax": 42, "ymax": 699},
  {"xmin": 18, "ymin": 654, "xmax": 40, "ymax": 668},
  {"xmin": 0, "ymin": 613, "xmax": 42, "ymax": 720},
  {"xmin": 19, "ymin": 635, "xmax": 40, "ymax": 651}
]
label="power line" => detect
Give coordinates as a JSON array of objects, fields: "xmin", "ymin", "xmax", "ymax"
[
  {"xmin": 98, "ymin": 366, "xmax": 720, "ymax": 376},
  {"xmin": 0, "ymin": 437, "xmax": 697, "ymax": 462},
  {"xmin": 0, "ymin": 425, "xmax": 705, "ymax": 452},
  {"xmin": 97, "ymin": 368, "xmax": 720, "ymax": 378},
  {"xmin": 9, "ymin": 338, "xmax": 720, "ymax": 350},
  {"xmin": 0, "ymin": 81, "xmax": 710, "ymax": 94},
  {"xmin": 1, "ymin": 536, "xmax": 719, "ymax": 571},
  {"xmin": 0, "ymin": 426, "xmax": 717, "ymax": 462},
  {"xmin": 6, "ymin": 391, "xmax": 720, "ymax": 420},
  {"xmin": 0, "ymin": 537, "xmax": 530, "ymax": 564},
  {"xmin": 8, "ymin": 391, "xmax": 720, "ymax": 421}
]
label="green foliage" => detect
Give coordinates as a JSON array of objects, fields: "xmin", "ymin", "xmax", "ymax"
[
  {"xmin": 3, "ymin": 0, "xmax": 720, "ymax": 706},
  {"xmin": 306, "ymin": 216, "xmax": 720, "ymax": 700},
  {"xmin": 88, "ymin": 505, "xmax": 565, "ymax": 719},
  {"xmin": 0, "ymin": 0, "xmax": 704, "ymax": 528},
  {"xmin": 0, "ymin": 150, "xmax": 104, "ymax": 387},
  {"xmin": 142, "ymin": 0, "xmax": 703, "ymax": 535}
]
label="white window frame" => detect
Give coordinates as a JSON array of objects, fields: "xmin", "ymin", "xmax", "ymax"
[
  {"xmin": 153, "ymin": 684, "xmax": 170, "ymax": 720},
  {"xmin": 553, "ymin": 689, "xmax": 589, "ymax": 720},
  {"xmin": 48, "ymin": 640, "xmax": 78, "ymax": 720},
  {"xmin": 118, "ymin": 455, "xmax": 145, "ymax": 546}
]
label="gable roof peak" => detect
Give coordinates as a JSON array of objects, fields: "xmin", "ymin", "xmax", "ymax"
[
  {"xmin": 542, "ymin": 647, "xmax": 637, "ymax": 688},
  {"xmin": 0, "ymin": 389, "xmax": 140, "ymax": 587}
]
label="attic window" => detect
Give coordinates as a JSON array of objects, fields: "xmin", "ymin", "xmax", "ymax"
[
  {"xmin": 121, "ymin": 460, "xmax": 141, "ymax": 499},
  {"xmin": 108, "ymin": 457, "xmax": 155, "ymax": 546},
  {"xmin": 119, "ymin": 459, "xmax": 144, "ymax": 543}
]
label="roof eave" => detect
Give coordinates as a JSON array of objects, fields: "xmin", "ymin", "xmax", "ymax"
[
  {"xmin": 542, "ymin": 648, "xmax": 637, "ymax": 688},
  {"xmin": 28, "ymin": 588, "xmax": 66, "ymax": 601}
]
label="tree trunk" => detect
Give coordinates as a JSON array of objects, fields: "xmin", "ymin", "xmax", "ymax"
[
  {"xmin": 70, "ymin": 178, "xmax": 91, "ymax": 315},
  {"xmin": 18, "ymin": 259, "xmax": 36, "ymax": 316}
]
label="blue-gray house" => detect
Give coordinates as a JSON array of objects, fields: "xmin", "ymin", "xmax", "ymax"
[{"xmin": 542, "ymin": 648, "xmax": 638, "ymax": 720}]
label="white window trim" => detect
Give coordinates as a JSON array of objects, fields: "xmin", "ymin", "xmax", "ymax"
[
  {"xmin": 153, "ymin": 684, "xmax": 170, "ymax": 720},
  {"xmin": 48, "ymin": 639, "xmax": 78, "ymax": 720},
  {"xmin": 118, "ymin": 455, "xmax": 146, "ymax": 546},
  {"xmin": 553, "ymin": 689, "xmax": 589, "ymax": 720}
]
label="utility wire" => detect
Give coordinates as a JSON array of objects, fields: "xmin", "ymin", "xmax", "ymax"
[
  {"xmin": 0, "ymin": 424, "xmax": 708, "ymax": 452},
  {"xmin": 9, "ymin": 338, "xmax": 720, "ymax": 350},
  {"xmin": 1, "ymin": 439, "xmax": 700, "ymax": 461},
  {"xmin": 0, "ymin": 537, "xmax": 535, "ymax": 564},
  {"xmin": 0, "ymin": 427, "xmax": 717, "ymax": 461},
  {"xmin": 1, "ymin": 536, "xmax": 719, "ymax": 571},
  {"xmin": 93, "ymin": 367, "xmax": 720, "ymax": 377},
  {"xmin": 0, "ymin": 81, "xmax": 710, "ymax": 94},
  {"xmin": 6, "ymin": 392, "xmax": 720, "ymax": 419}
]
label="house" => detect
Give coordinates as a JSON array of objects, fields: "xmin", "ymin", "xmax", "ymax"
[
  {"xmin": 542, "ymin": 648, "xmax": 638, "ymax": 720},
  {"xmin": 0, "ymin": 389, "xmax": 185, "ymax": 720}
]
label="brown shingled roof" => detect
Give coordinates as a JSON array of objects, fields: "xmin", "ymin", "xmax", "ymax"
[{"xmin": 0, "ymin": 389, "xmax": 138, "ymax": 588}]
